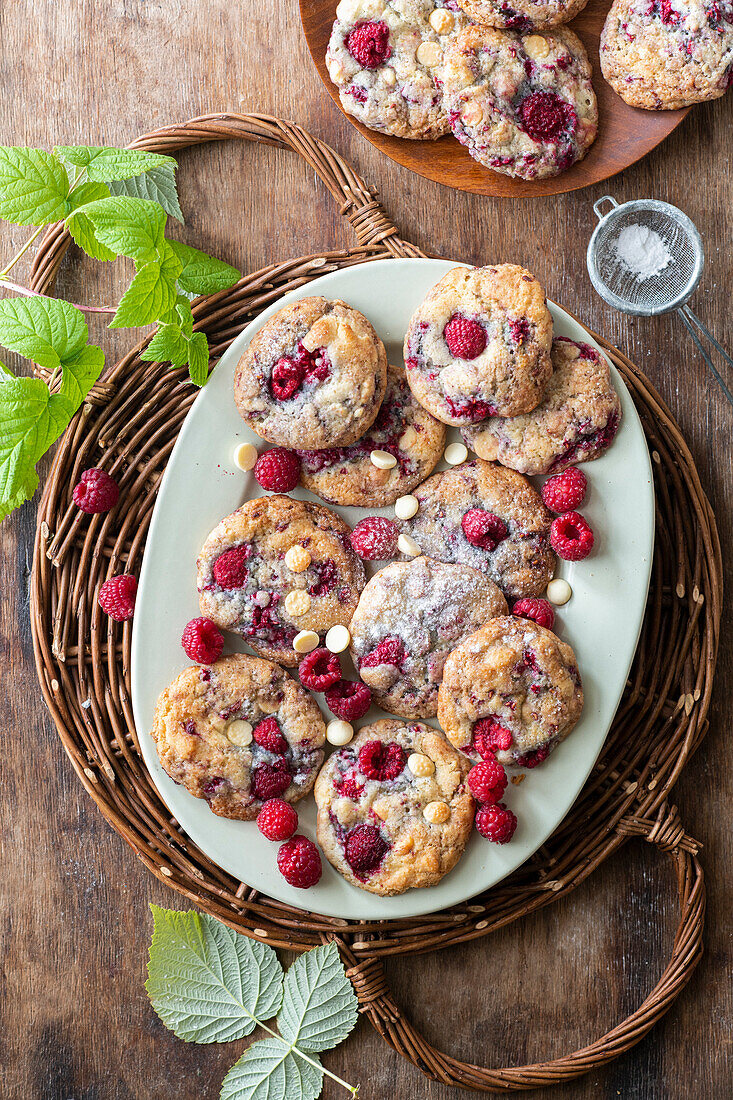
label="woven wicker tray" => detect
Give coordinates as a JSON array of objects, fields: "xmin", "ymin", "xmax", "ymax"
[{"xmin": 30, "ymin": 113, "xmax": 721, "ymax": 1092}]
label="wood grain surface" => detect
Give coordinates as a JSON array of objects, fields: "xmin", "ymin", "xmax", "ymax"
[
  {"xmin": 299, "ymin": 0, "xmax": 690, "ymax": 197},
  {"xmin": 0, "ymin": 2, "xmax": 730, "ymax": 1098}
]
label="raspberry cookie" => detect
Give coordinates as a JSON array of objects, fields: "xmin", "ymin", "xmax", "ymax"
[
  {"xmin": 438, "ymin": 616, "xmax": 583, "ymax": 767},
  {"xmin": 326, "ymin": 0, "xmax": 468, "ymax": 139},
  {"xmin": 297, "ymin": 365, "xmax": 445, "ymax": 507},
  {"xmin": 350, "ymin": 556, "xmax": 508, "ymax": 718},
  {"xmin": 403, "ymin": 265, "xmax": 553, "ymax": 427},
  {"xmin": 398, "ymin": 459, "xmax": 555, "ymax": 598},
  {"xmin": 463, "ymin": 337, "xmax": 622, "ymax": 475},
  {"xmin": 600, "ymin": 0, "xmax": 733, "ymax": 110},
  {"xmin": 314, "ymin": 718, "xmax": 474, "ymax": 894},
  {"xmin": 234, "ymin": 297, "xmax": 388, "ymax": 450},
  {"xmin": 197, "ymin": 496, "xmax": 366, "ymax": 667},
  {"xmin": 150, "ymin": 654, "xmax": 326, "ymax": 820},
  {"xmin": 456, "ymin": 0, "xmax": 589, "ymax": 30},
  {"xmin": 441, "ymin": 27, "xmax": 598, "ymax": 180}
]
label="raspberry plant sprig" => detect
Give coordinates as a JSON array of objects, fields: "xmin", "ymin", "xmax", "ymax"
[
  {"xmin": 0, "ymin": 144, "xmax": 240, "ymax": 522},
  {"xmin": 146, "ymin": 906, "xmax": 360, "ymax": 1100}
]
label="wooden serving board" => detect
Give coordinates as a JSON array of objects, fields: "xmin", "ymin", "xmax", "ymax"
[{"xmin": 299, "ymin": 0, "xmax": 690, "ymax": 197}]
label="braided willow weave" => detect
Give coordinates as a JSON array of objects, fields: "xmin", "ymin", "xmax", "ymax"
[{"xmin": 29, "ymin": 114, "xmax": 720, "ymax": 1092}]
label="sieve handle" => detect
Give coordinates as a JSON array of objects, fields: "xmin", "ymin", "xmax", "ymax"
[
  {"xmin": 677, "ymin": 307, "xmax": 733, "ymax": 410},
  {"xmin": 593, "ymin": 195, "xmax": 619, "ymax": 222}
]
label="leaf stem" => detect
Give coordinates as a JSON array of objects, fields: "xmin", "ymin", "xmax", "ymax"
[
  {"xmin": 0, "ymin": 279, "xmax": 116, "ymax": 315},
  {"xmin": 0, "ymin": 224, "xmax": 47, "ymax": 279}
]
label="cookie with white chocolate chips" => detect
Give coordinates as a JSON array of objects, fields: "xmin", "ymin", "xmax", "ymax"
[
  {"xmin": 150, "ymin": 654, "xmax": 326, "ymax": 820},
  {"xmin": 456, "ymin": 0, "xmax": 589, "ymax": 30},
  {"xmin": 315, "ymin": 718, "xmax": 474, "ymax": 895}
]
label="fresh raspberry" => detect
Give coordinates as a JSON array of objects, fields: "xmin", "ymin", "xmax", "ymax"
[
  {"xmin": 73, "ymin": 468, "xmax": 119, "ymax": 513},
  {"xmin": 514, "ymin": 746, "xmax": 549, "ymax": 768},
  {"xmin": 325, "ymin": 679, "xmax": 372, "ymax": 721},
  {"xmin": 345, "ymin": 20, "xmax": 391, "ymax": 68},
  {"xmin": 98, "ymin": 574, "xmax": 137, "ymax": 621},
  {"xmin": 519, "ymin": 91, "xmax": 576, "ymax": 141},
  {"xmin": 252, "ymin": 760, "xmax": 292, "ymax": 801},
  {"xmin": 472, "ymin": 717, "xmax": 513, "ymax": 757},
  {"xmin": 252, "ymin": 716, "xmax": 288, "ymax": 754},
  {"xmin": 360, "ymin": 636, "xmax": 405, "ymax": 669},
  {"xmin": 212, "ymin": 545, "xmax": 251, "ymax": 588},
  {"xmin": 254, "ymin": 448, "xmax": 301, "ymax": 492},
  {"xmin": 444, "ymin": 396, "xmax": 496, "ymax": 422},
  {"xmin": 257, "ymin": 798, "xmax": 298, "ymax": 841},
  {"xmin": 277, "ymin": 834, "xmax": 322, "ymax": 888},
  {"xmin": 358, "ymin": 739, "xmax": 406, "ymax": 781},
  {"xmin": 299, "ymin": 648, "xmax": 342, "ymax": 691},
  {"xmin": 443, "ymin": 314, "xmax": 487, "ymax": 360},
  {"xmin": 461, "ymin": 509, "xmax": 509, "ymax": 550},
  {"xmin": 467, "ymin": 759, "xmax": 507, "ymax": 804},
  {"xmin": 475, "ymin": 802, "xmax": 517, "ymax": 843},
  {"xmin": 508, "ymin": 318, "xmax": 530, "ymax": 345},
  {"xmin": 542, "ymin": 467, "xmax": 587, "ymax": 513},
  {"xmin": 181, "ymin": 617, "xmax": 224, "ymax": 664},
  {"xmin": 308, "ymin": 558, "xmax": 338, "ymax": 597},
  {"xmin": 270, "ymin": 357, "xmax": 304, "ymax": 400},
  {"xmin": 550, "ymin": 511, "xmax": 594, "ymax": 561},
  {"xmin": 512, "ymin": 597, "xmax": 555, "ymax": 630},
  {"xmin": 344, "ymin": 823, "xmax": 388, "ymax": 873},
  {"xmin": 350, "ymin": 517, "xmax": 399, "ymax": 560}
]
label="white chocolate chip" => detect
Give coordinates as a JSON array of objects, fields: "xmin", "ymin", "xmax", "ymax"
[
  {"xmin": 416, "ymin": 41, "xmax": 443, "ymax": 67},
  {"xmin": 429, "ymin": 7, "xmax": 454, "ymax": 32},
  {"xmin": 382, "ymin": 68, "xmax": 396, "ymax": 86},
  {"xmin": 226, "ymin": 720, "xmax": 253, "ymax": 746},
  {"xmin": 523, "ymin": 34, "xmax": 550, "ymax": 59},
  {"xmin": 285, "ymin": 545, "xmax": 311, "ymax": 572},
  {"xmin": 233, "ymin": 442, "xmax": 258, "ymax": 471},
  {"xmin": 285, "ymin": 590, "xmax": 311, "ymax": 617},
  {"xmin": 547, "ymin": 578, "xmax": 572, "ymax": 605},
  {"xmin": 326, "ymin": 624, "xmax": 351, "ymax": 653},
  {"xmin": 293, "ymin": 630, "xmax": 319, "ymax": 654},
  {"xmin": 327, "ymin": 719, "xmax": 355, "ymax": 746},
  {"xmin": 254, "ymin": 590, "xmax": 271, "ymax": 607},
  {"xmin": 394, "ymin": 494, "xmax": 419, "ymax": 520},
  {"xmin": 444, "ymin": 442, "xmax": 468, "ymax": 466},
  {"xmin": 370, "ymin": 449, "xmax": 397, "ymax": 470},
  {"xmin": 408, "ymin": 753, "xmax": 435, "ymax": 778},
  {"xmin": 424, "ymin": 800, "xmax": 450, "ymax": 824},
  {"xmin": 398, "ymin": 533, "xmax": 421, "ymax": 557},
  {"xmin": 398, "ymin": 425, "xmax": 417, "ymax": 450},
  {"xmin": 461, "ymin": 100, "xmax": 484, "ymax": 127}
]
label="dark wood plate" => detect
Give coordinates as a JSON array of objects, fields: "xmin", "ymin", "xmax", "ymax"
[{"xmin": 299, "ymin": 0, "xmax": 689, "ymax": 196}]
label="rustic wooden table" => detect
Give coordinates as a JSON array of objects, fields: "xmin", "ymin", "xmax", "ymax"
[{"xmin": 0, "ymin": 2, "xmax": 730, "ymax": 1097}]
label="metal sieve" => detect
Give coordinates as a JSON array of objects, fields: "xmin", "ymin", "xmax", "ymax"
[{"xmin": 587, "ymin": 196, "xmax": 733, "ymax": 409}]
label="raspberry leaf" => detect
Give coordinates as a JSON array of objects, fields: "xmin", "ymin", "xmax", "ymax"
[
  {"xmin": 141, "ymin": 319, "xmax": 190, "ymax": 369},
  {"xmin": 57, "ymin": 344, "xmax": 105, "ymax": 412},
  {"xmin": 220, "ymin": 1039, "xmax": 323, "ymax": 1100},
  {"xmin": 145, "ymin": 906, "xmax": 285, "ymax": 1044},
  {"xmin": 54, "ymin": 145, "xmax": 176, "ymax": 183},
  {"xmin": 188, "ymin": 332, "xmax": 210, "ymax": 387},
  {"xmin": 0, "ymin": 147, "xmax": 70, "ymax": 226},
  {"xmin": 111, "ymin": 249, "xmax": 180, "ymax": 328},
  {"xmin": 75, "ymin": 196, "xmax": 167, "ymax": 263},
  {"xmin": 169, "ymin": 240, "xmax": 240, "ymax": 296},
  {"xmin": 66, "ymin": 182, "xmax": 116, "ymax": 261},
  {"xmin": 109, "ymin": 163, "xmax": 183, "ymax": 222},
  {"xmin": 277, "ymin": 941, "xmax": 358, "ymax": 1054},
  {"xmin": 0, "ymin": 296, "xmax": 90, "ymax": 371}
]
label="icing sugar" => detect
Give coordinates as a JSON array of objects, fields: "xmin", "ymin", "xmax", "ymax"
[{"xmin": 614, "ymin": 224, "xmax": 671, "ymax": 281}]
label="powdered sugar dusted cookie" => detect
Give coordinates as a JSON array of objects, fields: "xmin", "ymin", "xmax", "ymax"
[
  {"xmin": 197, "ymin": 496, "xmax": 366, "ymax": 667},
  {"xmin": 150, "ymin": 654, "xmax": 326, "ymax": 820},
  {"xmin": 456, "ymin": 0, "xmax": 589, "ymax": 30},
  {"xmin": 315, "ymin": 718, "xmax": 474, "ymax": 894},
  {"xmin": 600, "ymin": 0, "xmax": 733, "ymax": 110},
  {"xmin": 463, "ymin": 337, "xmax": 622, "ymax": 475},
  {"xmin": 438, "ymin": 615, "xmax": 583, "ymax": 767},
  {"xmin": 326, "ymin": 0, "xmax": 468, "ymax": 139},
  {"xmin": 234, "ymin": 297, "xmax": 387, "ymax": 450},
  {"xmin": 297, "ymin": 366, "xmax": 446, "ymax": 507},
  {"xmin": 350, "ymin": 556, "xmax": 508, "ymax": 717},
  {"xmin": 441, "ymin": 27, "xmax": 598, "ymax": 179},
  {"xmin": 398, "ymin": 459, "xmax": 555, "ymax": 598},
  {"xmin": 403, "ymin": 265, "xmax": 553, "ymax": 426}
]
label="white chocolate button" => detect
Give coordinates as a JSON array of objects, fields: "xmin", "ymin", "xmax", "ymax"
[
  {"xmin": 408, "ymin": 753, "xmax": 435, "ymax": 778},
  {"xmin": 429, "ymin": 7, "xmax": 454, "ymax": 32},
  {"xmin": 285, "ymin": 590, "xmax": 311, "ymax": 617},
  {"xmin": 233, "ymin": 442, "xmax": 258, "ymax": 471},
  {"xmin": 285, "ymin": 545, "xmax": 311, "ymax": 572},
  {"xmin": 370, "ymin": 449, "xmax": 397, "ymax": 470},
  {"xmin": 444, "ymin": 442, "xmax": 468, "ymax": 466},
  {"xmin": 524, "ymin": 34, "xmax": 550, "ymax": 59},
  {"xmin": 382, "ymin": 68, "xmax": 396, "ymax": 86},
  {"xmin": 293, "ymin": 629, "xmax": 319, "ymax": 654},
  {"xmin": 254, "ymin": 590, "xmax": 271, "ymax": 607},
  {"xmin": 395, "ymin": 494, "xmax": 419, "ymax": 520},
  {"xmin": 416, "ymin": 41, "xmax": 442, "ymax": 67},
  {"xmin": 462, "ymin": 100, "xmax": 484, "ymax": 126},
  {"xmin": 398, "ymin": 425, "xmax": 417, "ymax": 450},
  {"xmin": 547, "ymin": 578, "xmax": 572, "ymax": 605},
  {"xmin": 423, "ymin": 800, "xmax": 450, "ymax": 824},
  {"xmin": 327, "ymin": 719, "xmax": 355, "ymax": 746},
  {"xmin": 226, "ymin": 720, "xmax": 252, "ymax": 746},
  {"xmin": 398, "ymin": 533, "xmax": 421, "ymax": 557},
  {"xmin": 326, "ymin": 624, "xmax": 351, "ymax": 653}
]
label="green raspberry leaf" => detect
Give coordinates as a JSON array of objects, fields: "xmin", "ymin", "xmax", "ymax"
[
  {"xmin": 57, "ymin": 344, "xmax": 105, "ymax": 414},
  {"xmin": 187, "ymin": 332, "xmax": 209, "ymax": 387},
  {"xmin": 277, "ymin": 942, "xmax": 358, "ymax": 1054},
  {"xmin": 0, "ymin": 147, "xmax": 70, "ymax": 226},
  {"xmin": 141, "ymin": 320, "xmax": 189, "ymax": 369},
  {"xmin": 145, "ymin": 906, "xmax": 284, "ymax": 1044},
  {"xmin": 54, "ymin": 145, "xmax": 177, "ymax": 183},
  {"xmin": 220, "ymin": 1039, "xmax": 322, "ymax": 1100},
  {"xmin": 66, "ymin": 182, "xmax": 116, "ymax": 261},
  {"xmin": 77, "ymin": 196, "xmax": 167, "ymax": 263},
  {"xmin": 109, "ymin": 163, "xmax": 183, "ymax": 222},
  {"xmin": 111, "ymin": 248, "xmax": 180, "ymax": 328},
  {"xmin": 0, "ymin": 296, "xmax": 89, "ymax": 371},
  {"xmin": 169, "ymin": 240, "xmax": 240, "ymax": 296},
  {"xmin": 175, "ymin": 295, "xmax": 194, "ymax": 338}
]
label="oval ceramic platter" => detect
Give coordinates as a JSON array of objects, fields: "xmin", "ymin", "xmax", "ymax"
[
  {"xmin": 299, "ymin": 0, "xmax": 689, "ymax": 197},
  {"xmin": 131, "ymin": 257, "xmax": 654, "ymax": 921}
]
